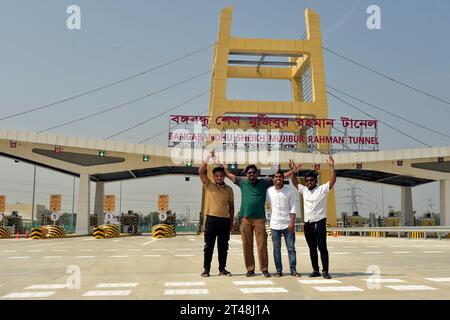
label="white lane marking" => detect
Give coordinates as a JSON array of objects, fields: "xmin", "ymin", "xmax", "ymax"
[
  {"xmin": 164, "ymin": 289, "xmax": 209, "ymax": 295},
  {"xmin": 361, "ymin": 278, "xmax": 406, "ymax": 283},
  {"xmin": 362, "ymin": 252, "xmax": 384, "ymax": 254},
  {"xmin": 152, "ymin": 249, "xmax": 167, "ymax": 251},
  {"xmin": 343, "ymin": 246, "xmax": 358, "ymax": 248},
  {"xmin": 313, "ymin": 286, "xmax": 364, "ymax": 292},
  {"xmin": 112, "ymin": 240, "xmax": 122, "ymax": 242},
  {"xmin": 392, "ymin": 251, "xmax": 413, "ymax": 254},
  {"xmin": 26, "ymin": 284, "xmax": 68, "ymax": 289},
  {"xmin": 411, "ymin": 245, "xmax": 426, "ymax": 248},
  {"xmin": 230, "ymin": 239, "xmax": 242, "ymax": 244},
  {"xmin": 423, "ymin": 251, "xmax": 442, "ymax": 254},
  {"xmin": 389, "ymin": 245, "xmax": 404, "ymax": 248},
  {"xmin": 176, "ymin": 248, "xmax": 192, "ymax": 251},
  {"xmin": 83, "ymin": 290, "xmax": 131, "ymax": 296},
  {"xmin": 233, "ymin": 280, "xmax": 274, "ymax": 286},
  {"xmin": 425, "ymin": 278, "xmax": 450, "ymax": 282},
  {"xmin": 238, "ymin": 253, "xmax": 244, "ymax": 256},
  {"xmin": 365, "ymin": 246, "xmax": 381, "ymax": 248},
  {"xmin": 142, "ymin": 255, "xmax": 161, "ymax": 257},
  {"xmin": 333, "ymin": 252, "xmax": 351, "ymax": 255},
  {"xmin": 2, "ymin": 292, "xmax": 56, "ymax": 298},
  {"xmin": 109, "ymin": 255, "xmax": 128, "ymax": 258},
  {"xmin": 142, "ymin": 239, "xmax": 158, "ymax": 246},
  {"xmin": 76, "ymin": 256, "xmax": 96, "ymax": 259},
  {"xmin": 44, "ymin": 256, "xmax": 63, "ymax": 259},
  {"xmin": 174, "ymin": 254, "xmax": 194, "ymax": 257},
  {"xmin": 432, "ymin": 245, "xmax": 450, "ymax": 247},
  {"xmin": 386, "ymin": 285, "xmax": 437, "ymax": 291},
  {"xmin": 103, "ymin": 249, "xmax": 118, "ymax": 252},
  {"xmin": 3, "ymin": 250, "xmax": 17, "ymax": 253},
  {"xmin": 53, "ymin": 250, "xmax": 67, "ymax": 252},
  {"xmin": 78, "ymin": 249, "xmax": 93, "ymax": 252},
  {"xmin": 299, "ymin": 279, "xmax": 342, "ymax": 284},
  {"xmin": 96, "ymin": 283, "xmax": 138, "ymax": 288},
  {"xmin": 240, "ymin": 287, "xmax": 288, "ymax": 294},
  {"xmin": 127, "ymin": 249, "xmax": 141, "ymax": 251},
  {"xmin": 27, "ymin": 250, "xmax": 42, "ymax": 252},
  {"xmin": 165, "ymin": 282, "xmax": 205, "ymax": 287},
  {"xmin": 8, "ymin": 256, "xmax": 30, "ymax": 259}
]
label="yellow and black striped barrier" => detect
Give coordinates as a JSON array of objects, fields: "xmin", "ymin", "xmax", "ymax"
[
  {"xmin": 101, "ymin": 224, "xmax": 120, "ymax": 238},
  {"xmin": 410, "ymin": 231, "xmax": 425, "ymax": 239},
  {"xmin": 152, "ymin": 224, "xmax": 175, "ymax": 238},
  {"xmin": 0, "ymin": 226, "xmax": 10, "ymax": 239},
  {"xmin": 265, "ymin": 222, "xmax": 272, "ymax": 238},
  {"xmin": 326, "ymin": 224, "xmax": 333, "ymax": 236},
  {"xmin": 93, "ymin": 227, "xmax": 106, "ymax": 239},
  {"xmin": 31, "ymin": 227, "xmax": 43, "ymax": 239},
  {"xmin": 369, "ymin": 231, "xmax": 385, "ymax": 237},
  {"xmin": 43, "ymin": 225, "xmax": 65, "ymax": 238}
]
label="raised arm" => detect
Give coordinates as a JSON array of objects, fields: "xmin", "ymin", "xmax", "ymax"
[
  {"xmin": 327, "ymin": 155, "xmax": 336, "ymax": 189},
  {"xmin": 289, "ymin": 159, "xmax": 301, "ymax": 189},
  {"xmin": 199, "ymin": 151, "xmax": 214, "ymax": 185},
  {"xmin": 216, "ymin": 161, "xmax": 237, "ymax": 183}
]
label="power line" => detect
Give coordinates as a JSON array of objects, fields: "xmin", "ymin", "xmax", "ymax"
[
  {"xmin": 323, "ymin": 46, "xmax": 450, "ymax": 107},
  {"xmin": 104, "ymin": 90, "xmax": 210, "ymax": 140},
  {"xmin": 327, "ymin": 90, "xmax": 432, "ymax": 147},
  {"xmin": 327, "ymin": 84, "xmax": 450, "ymax": 139},
  {"xmin": 138, "ymin": 108, "xmax": 209, "ymax": 144},
  {"xmin": 37, "ymin": 71, "xmax": 211, "ymax": 133},
  {"xmin": 0, "ymin": 44, "xmax": 214, "ymax": 122}
]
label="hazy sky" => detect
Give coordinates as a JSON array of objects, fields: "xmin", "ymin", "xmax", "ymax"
[{"xmin": 0, "ymin": 0, "xmax": 449, "ymax": 218}]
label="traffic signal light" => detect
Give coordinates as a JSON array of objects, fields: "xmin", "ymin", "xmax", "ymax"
[
  {"xmin": 228, "ymin": 163, "xmax": 237, "ymax": 170},
  {"xmin": 143, "ymin": 155, "xmax": 150, "ymax": 162},
  {"xmin": 99, "ymin": 150, "xmax": 106, "ymax": 157},
  {"xmin": 186, "ymin": 161, "xmax": 192, "ymax": 167}
]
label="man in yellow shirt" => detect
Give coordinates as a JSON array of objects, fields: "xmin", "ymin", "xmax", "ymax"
[{"xmin": 199, "ymin": 151, "xmax": 235, "ymax": 277}]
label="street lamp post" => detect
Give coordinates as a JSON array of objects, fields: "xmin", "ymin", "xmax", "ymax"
[{"xmin": 31, "ymin": 165, "xmax": 37, "ymax": 228}]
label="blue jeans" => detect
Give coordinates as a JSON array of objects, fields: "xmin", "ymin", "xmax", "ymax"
[{"xmin": 271, "ymin": 228, "xmax": 297, "ymax": 273}]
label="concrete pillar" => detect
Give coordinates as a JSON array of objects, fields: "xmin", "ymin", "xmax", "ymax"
[
  {"xmin": 76, "ymin": 173, "xmax": 90, "ymax": 235},
  {"xmin": 94, "ymin": 182, "xmax": 105, "ymax": 226},
  {"xmin": 440, "ymin": 180, "xmax": 450, "ymax": 226},
  {"xmin": 400, "ymin": 187, "xmax": 414, "ymax": 226}
]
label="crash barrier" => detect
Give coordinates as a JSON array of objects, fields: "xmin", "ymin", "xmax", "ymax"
[
  {"xmin": 327, "ymin": 226, "xmax": 450, "ymax": 240},
  {"xmin": 43, "ymin": 225, "xmax": 65, "ymax": 238},
  {"xmin": 368, "ymin": 231, "xmax": 385, "ymax": 237},
  {"xmin": 0, "ymin": 226, "xmax": 10, "ymax": 239},
  {"xmin": 152, "ymin": 224, "xmax": 175, "ymax": 238},
  {"xmin": 410, "ymin": 231, "xmax": 425, "ymax": 239},
  {"xmin": 92, "ymin": 224, "xmax": 121, "ymax": 239},
  {"xmin": 265, "ymin": 222, "xmax": 272, "ymax": 238},
  {"xmin": 31, "ymin": 227, "xmax": 43, "ymax": 239},
  {"xmin": 31, "ymin": 225, "xmax": 65, "ymax": 239}
]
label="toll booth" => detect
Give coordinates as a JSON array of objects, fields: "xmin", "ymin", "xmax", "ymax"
[
  {"xmin": 416, "ymin": 213, "xmax": 436, "ymax": 226},
  {"xmin": 120, "ymin": 210, "xmax": 140, "ymax": 234},
  {"xmin": 347, "ymin": 212, "xmax": 368, "ymax": 227},
  {"xmin": 2, "ymin": 211, "xmax": 23, "ymax": 234}
]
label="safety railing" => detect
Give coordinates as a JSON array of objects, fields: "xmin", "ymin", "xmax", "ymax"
[{"xmin": 326, "ymin": 226, "xmax": 450, "ymax": 240}]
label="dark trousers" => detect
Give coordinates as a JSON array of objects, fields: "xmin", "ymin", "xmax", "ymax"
[
  {"xmin": 203, "ymin": 215, "xmax": 231, "ymax": 272},
  {"xmin": 304, "ymin": 218, "xmax": 329, "ymax": 272}
]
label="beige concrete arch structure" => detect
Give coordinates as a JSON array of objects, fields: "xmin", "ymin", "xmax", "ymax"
[{"xmin": 207, "ymin": 7, "xmax": 337, "ymax": 225}]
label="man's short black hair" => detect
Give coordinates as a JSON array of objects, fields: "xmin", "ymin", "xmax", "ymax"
[
  {"xmin": 244, "ymin": 164, "xmax": 258, "ymax": 173},
  {"xmin": 305, "ymin": 170, "xmax": 318, "ymax": 179},
  {"xmin": 273, "ymin": 169, "xmax": 284, "ymax": 177},
  {"xmin": 212, "ymin": 167, "xmax": 225, "ymax": 175}
]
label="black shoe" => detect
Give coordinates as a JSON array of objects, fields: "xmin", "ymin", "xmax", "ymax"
[
  {"xmin": 274, "ymin": 272, "xmax": 283, "ymax": 277},
  {"xmin": 262, "ymin": 271, "xmax": 271, "ymax": 278},
  {"xmin": 201, "ymin": 270, "xmax": 210, "ymax": 277},
  {"xmin": 219, "ymin": 269, "xmax": 232, "ymax": 276},
  {"xmin": 308, "ymin": 271, "xmax": 321, "ymax": 277},
  {"xmin": 246, "ymin": 270, "xmax": 256, "ymax": 277},
  {"xmin": 322, "ymin": 272, "xmax": 332, "ymax": 279},
  {"xmin": 290, "ymin": 271, "xmax": 302, "ymax": 277}
]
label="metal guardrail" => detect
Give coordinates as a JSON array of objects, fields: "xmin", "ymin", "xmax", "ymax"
[{"xmin": 326, "ymin": 226, "xmax": 450, "ymax": 240}]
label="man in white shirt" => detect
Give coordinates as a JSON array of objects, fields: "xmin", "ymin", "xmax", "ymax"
[
  {"xmin": 266, "ymin": 170, "xmax": 301, "ymax": 277},
  {"xmin": 290, "ymin": 156, "xmax": 336, "ymax": 279}
]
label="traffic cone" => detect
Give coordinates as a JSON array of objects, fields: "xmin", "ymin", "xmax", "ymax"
[
  {"xmin": 16, "ymin": 232, "xmax": 20, "ymax": 240},
  {"xmin": 333, "ymin": 227, "xmax": 338, "ymax": 238},
  {"xmin": 25, "ymin": 230, "xmax": 29, "ymax": 239}
]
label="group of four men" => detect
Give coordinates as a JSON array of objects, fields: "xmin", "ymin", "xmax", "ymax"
[{"xmin": 198, "ymin": 151, "xmax": 336, "ymax": 279}]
